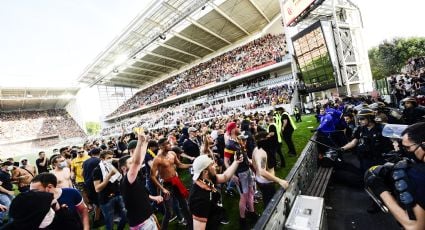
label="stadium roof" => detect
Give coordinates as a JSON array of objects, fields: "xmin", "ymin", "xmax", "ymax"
[
  {"xmin": 78, "ymin": 0, "xmax": 281, "ymax": 88},
  {"xmin": 0, "ymin": 87, "xmax": 79, "ymax": 112}
]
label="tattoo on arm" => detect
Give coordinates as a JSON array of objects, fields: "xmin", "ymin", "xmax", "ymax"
[{"xmin": 260, "ymin": 158, "xmax": 266, "ymax": 169}]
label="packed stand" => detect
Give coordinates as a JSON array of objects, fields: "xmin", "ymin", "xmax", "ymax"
[
  {"xmin": 108, "ymin": 33, "xmax": 288, "ymax": 117},
  {"xmin": 103, "ymin": 73, "xmax": 296, "ymax": 136},
  {"xmin": 0, "ymin": 109, "xmax": 86, "ymax": 141}
]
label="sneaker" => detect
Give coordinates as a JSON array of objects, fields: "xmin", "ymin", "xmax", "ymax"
[
  {"xmin": 178, "ymin": 218, "xmax": 187, "ymax": 226},
  {"xmin": 168, "ymin": 215, "xmax": 178, "ymax": 223},
  {"xmin": 220, "ymin": 215, "xmax": 230, "ymax": 225}
]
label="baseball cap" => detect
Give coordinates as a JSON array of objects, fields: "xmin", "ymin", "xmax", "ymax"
[
  {"xmin": 192, "ymin": 155, "xmax": 214, "ymax": 180},
  {"xmin": 226, "ymin": 122, "xmax": 237, "ymax": 134},
  {"xmin": 188, "ymin": 127, "xmax": 197, "ymax": 133},
  {"xmin": 127, "ymin": 140, "xmax": 138, "ymax": 150}
]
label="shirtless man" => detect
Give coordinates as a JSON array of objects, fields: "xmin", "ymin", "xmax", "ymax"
[
  {"xmin": 19, "ymin": 157, "xmax": 37, "ymax": 177},
  {"xmin": 252, "ymin": 131, "xmax": 289, "ymax": 207},
  {"xmin": 151, "ymin": 137, "xmax": 192, "ymax": 230},
  {"xmin": 50, "ymin": 155, "xmax": 73, "ymax": 188}
]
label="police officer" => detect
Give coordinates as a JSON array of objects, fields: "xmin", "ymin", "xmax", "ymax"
[
  {"xmin": 340, "ymin": 109, "xmax": 393, "ymax": 173},
  {"xmin": 402, "ymin": 97, "xmax": 425, "ymax": 125},
  {"xmin": 365, "ymin": 122, "xmax": 425, "ymax": 229}
]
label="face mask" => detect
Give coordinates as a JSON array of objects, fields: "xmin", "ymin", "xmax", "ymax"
[
  {"xmin": 58, "ymin": 161, "xmax": 67, "ymax": 169},
  {"xmin": 7, "ymin": 166, "xmax": 13, "ymax": 171},
  {"xmin": 106, "ymin": 159, "xmax": 113, "ymax": 164},
  {"xmin": 39, "ymin": 208, "xmax": 55, "ymax": 228}
]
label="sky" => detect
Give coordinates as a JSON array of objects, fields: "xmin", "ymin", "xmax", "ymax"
[{"xmin": 0, "ymin": 0, "xmax": 424, "ymax": 122}]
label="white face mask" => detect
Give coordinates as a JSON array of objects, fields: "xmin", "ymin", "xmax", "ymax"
[
  {"xmin": 7, "ymin": 166, "xmax": 13, "ymax": 171},
  {"xmin": 39, "ymin": 208, "xmax": 55, "ymax": 228},
  {"xmin": 58, "ymin": 161, "xmax": 67, "ymax": 169},
  {"xmin": 105, "ymin": 159, "xmax": 113, "ymax": 164}
]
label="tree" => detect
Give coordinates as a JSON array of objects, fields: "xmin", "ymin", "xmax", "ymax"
[
  {"xmin": 85, "ymin": 122, "xmax": 101, "ymax": 135},
  {"xmin": 368, "ymin": 37, "xmax": 425, "ymax": 80}
]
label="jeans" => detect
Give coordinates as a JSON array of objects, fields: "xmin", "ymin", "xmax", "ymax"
[
  {"xmin": 99, "ymin": 195, "xmax": 127, "ymax": 230},
  {"xmin": 0, "ymin": 193, "xmax": 13, "ymax": 224},
  {"xmin": 161, "ymin": 184, "xmax": 192, "ymax": 230}
]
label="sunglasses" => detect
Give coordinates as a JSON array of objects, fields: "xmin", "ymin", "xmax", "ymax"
[
  {"xmin": 78, "ymin": 151, "xmax": 84, "ymax": 154},
  {"xmin": 401, "ymin": 143, "xmax": 420, "ymax": 153}
]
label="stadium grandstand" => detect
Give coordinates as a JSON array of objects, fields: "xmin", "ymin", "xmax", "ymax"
[
  {"xmin": 0, "ymin": 87, "xmax": 86, "ymax": 157},
  {"xmin": 1, "ymin": 0, "xmax": 424, "ymax": 229}
]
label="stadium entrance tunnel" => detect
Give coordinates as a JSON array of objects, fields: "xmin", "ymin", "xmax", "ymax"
[{"xmin": 254, "ymin": 135, "xmax": 399, "ymax": 229}]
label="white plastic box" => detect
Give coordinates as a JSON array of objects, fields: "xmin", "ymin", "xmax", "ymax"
[{"xmin": 285, "ymin": 195, "xmax": 325, "ymax": 230}]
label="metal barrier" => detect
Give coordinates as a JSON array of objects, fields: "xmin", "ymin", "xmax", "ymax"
[{"xmin": 254, "ymin": 135, "xmax": 319, "ymax": 229}]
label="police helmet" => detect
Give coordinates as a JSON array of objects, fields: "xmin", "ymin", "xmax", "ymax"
[
  {"xmin": 368, "ymin": 102, "xmax": 386, "ymax": 110},
  {"xmin": 357, "ymin": 109, "xmax": 376, "ymax": 122},
  {"xmin": 401, "ymin": 97, "xmax": 417, "ymax": 106}
]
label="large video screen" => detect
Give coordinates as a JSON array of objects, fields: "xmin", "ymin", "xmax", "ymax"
[{"xmin": 292, "ymin": 21, "xmax": 336, "ymax": 93}]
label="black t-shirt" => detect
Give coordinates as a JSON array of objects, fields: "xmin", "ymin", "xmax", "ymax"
[
  {"xmin": 0, "ymin": 171, "xmax": 13, "ymax": 192},
  {"xmin": 120, "ymin": 174, "xmax": 153, "ymax": 227},
  {"xmin": 35, "ymin": 158, "xmax": 49, "ymax": 173},
  {"xmin": 224, "ymin": 139, "xmax": 249, "ymax": 173},
  {"xmin": 92, "ymin": 165, "xmax": 120, "ymax": 204},
  {"xmin": 189, "ymin": 177, "xmax": 221, "ymax": 230},
  {"xmin": 281, "ymin": 113, "xmax": 294, "ymax": 132},
  {"xmin": 82, "ymin": 157, "xmax": 101, "ymax": 185},
  {"xmin": 183, "ymin": 138, "xmax": 201, "ymax": 158}
]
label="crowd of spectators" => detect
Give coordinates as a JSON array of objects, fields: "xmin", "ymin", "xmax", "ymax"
[
  {"xmin": 108, "ymin": 33, "xmax": 288, "ymax": 117},
  {"xmin": 101, "ymin": 73, "xmax": 296, "ymax": 136},
  {"xmin": 0, "ymin": 109, "xmax": 86, "ymax": 141}
]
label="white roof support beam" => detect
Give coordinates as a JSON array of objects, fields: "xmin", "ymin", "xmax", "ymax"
[
  {"xmin": 161, "ymin": 2, "xmax": 231, "ymax": 45},
  {"xmin": 126, "ymin": 65, "xmax": 166, "ymax": 74},
  {"xmin": 186, "ymin": 18, "xmax": 232, "ymax": 44},
  {"xmin": 248, "ymin": 0, "xmax": 270, "ymax": 23},
  {"xmin": 171, "ymin": 31, "xmax": 215, "ymax": 52},
  {"xmin": 142, "ymin": 51, "xmax": 188, "ymax": 65},
  {"xmin": 134, "ymin": 59, "xmax": 177, "ymax": 70},
  {"xmin": 154, "ymin": 42, "xmax": 201, "ymax": 59},
  {"xmin": 109, "ymin": 80, "xmax": 145, "ymax": 88},
  {"xmin": 208, "ymin": 2, "xmax": 250, "ymax": 35},
  {"xmin": 113, "ymin": 75, "xmax": 150, "ymax": 83},
  {"xmin": 118, "ymin": 71, "xmax": 157, "ymax": 79}
]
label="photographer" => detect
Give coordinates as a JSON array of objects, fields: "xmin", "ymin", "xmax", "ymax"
[{"xmin": 365, "ymin": 122, "xmax": 425, "ymax": 229}]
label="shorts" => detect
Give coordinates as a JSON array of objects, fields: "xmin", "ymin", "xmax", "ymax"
[
  {"xmin": 130, "ymin": 214, "xmax": 159, "ymax": 230},
  {"xmin": 237, "ymin": 169, "xmax": 254, "ymax": 194}
]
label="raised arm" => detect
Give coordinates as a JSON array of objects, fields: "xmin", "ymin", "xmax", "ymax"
[
  {"xmin": 127, "ymin": 133, "xmax": 148, "ymax": 184},
  {"xmin": 216, "ymin": 154, "xmax": 242, "ymax": 184}
]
